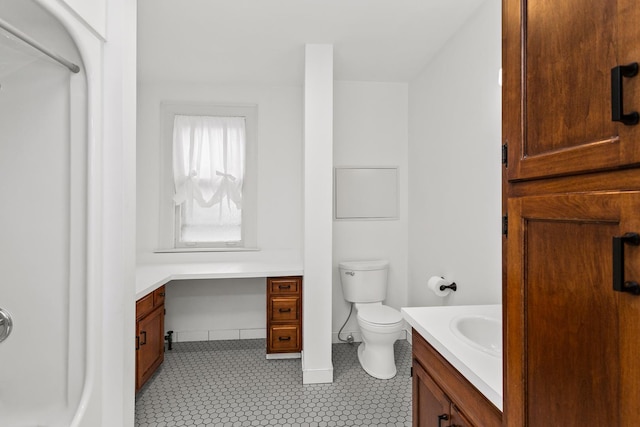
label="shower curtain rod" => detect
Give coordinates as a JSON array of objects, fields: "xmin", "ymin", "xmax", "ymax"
[{"xmin": 0, "ymin": 17, "xmax": 80, "ymax": 74}]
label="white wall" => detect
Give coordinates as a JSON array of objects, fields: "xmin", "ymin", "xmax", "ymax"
[
  {"xmin": 137, "ymin": 81, "xmax": 303, "ymax": 262},
  {"xmin": 332, "ymin": 81, "xmax": 409, "ymax": 342},
  {"xmin": 407, "ymin": 0, "xmax": 502, "ymax": 307},
  {"xmin": 137, "ymin": 81, "xmax": 304, "ymax": 335},
  {"xmin": 166, "ymin": 278, "xmax": 267, "ymax": 342}
]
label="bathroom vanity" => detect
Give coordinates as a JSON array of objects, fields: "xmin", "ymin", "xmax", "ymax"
[
  {"xmin": 134, "ymin": 261, "xmax": 304, "ymax": 387},
  {"xmin": 135, "ymin": 285, "xmax": 166, "ymax": 391},
  {"xmin": 403, "ymin": 305, "xmax": 502, "ymax": 427}
]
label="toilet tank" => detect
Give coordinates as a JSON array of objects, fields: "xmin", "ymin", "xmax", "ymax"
[{"xmin": 339, "ymin": 260, "xmax": 389, "ymax": 303}]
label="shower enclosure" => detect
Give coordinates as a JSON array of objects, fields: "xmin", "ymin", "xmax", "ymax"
[{"xmin": 0, "ymin": 0, "xmax": 91, "ymax": 425}]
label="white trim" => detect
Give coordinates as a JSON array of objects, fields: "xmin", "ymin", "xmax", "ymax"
[
  {"xmin": 153, "ymin": 247, "xmax": 260, "ymax": 253},
  {"xmin": 172, "ymin": 328, "xmax": 268, "ymax": 342},
  {"xmin": 302, "ymin": 366, "xmax": 334, "ymax": 384},
  {"xmin": 331, "ymin": 329, "xmax": 410, "ymax": 344},
  {"xmin": 266, "ymin": 352, "xmax": 301, "ymax": 360}
]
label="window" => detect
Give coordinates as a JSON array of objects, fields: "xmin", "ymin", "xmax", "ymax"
[{"xmin": 159, "ymin": 103, "xmax": 257, "ymax": 250}]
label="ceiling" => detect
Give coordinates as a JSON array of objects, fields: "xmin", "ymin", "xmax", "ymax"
[{"xmin": 137, "ymin": 0, "xmax": 487, "ymax": 85}]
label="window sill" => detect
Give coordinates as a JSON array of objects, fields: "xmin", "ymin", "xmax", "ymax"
[{"xmin": 154, "ymin": 247, "xmax": 261, "ymax": 254}]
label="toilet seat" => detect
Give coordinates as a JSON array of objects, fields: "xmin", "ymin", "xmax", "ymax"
[{"xmin": 357, "ymin": 305, "xmax": 403, "ymax": 325}]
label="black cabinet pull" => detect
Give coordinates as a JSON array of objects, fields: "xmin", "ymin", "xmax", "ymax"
[
  {"xmin": 278, "ymin": 336, "xmax": 291, "ymax": 341},
  {"xmin": 437, "ymin": 414, "xmax": 449, "ymax": 427},
  {"xmin": 613, "ymin": 232, "xmax": 640, "ymax": 294},
  {"xmin": 279, "ymin": 308, "xmax": 292, "ymax": 313},
  {"xmin": 140, "ymin": 331, "xmax": 147, "ymax": 345},
  {"xmin": 278, "ymin": 285, "xmax": 291, "ymax": 290},
  {"xmin": 611, "ymin": 63, "xmax": 639, "ymax": 125},
  {"xmin": 136, "ymin": 336, "xmax": 140, "ymax": 350}
]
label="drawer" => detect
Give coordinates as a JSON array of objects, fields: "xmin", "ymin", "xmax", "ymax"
[
  {"xmin": 268, "ymin": 277, "xmax": 300, "ymax": 294},
  {"xmin": 153, "ymin": 285, "xmax": 165, "ymax": 306},
  {"xmin": 136, "ymin": 293, "xmax": 154, "ymax": 320},
  {"xmin": 269, "ymin": 325, "xmax": 301, "ymax": 352},
  {"xmin": 270, "ymin": 297, "xmax": 299, "ymax": 322}
]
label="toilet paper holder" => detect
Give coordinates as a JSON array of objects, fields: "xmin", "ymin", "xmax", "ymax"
[{"xmin": 439, "ymin": 280, "xmax": 457, "ymax": 292}]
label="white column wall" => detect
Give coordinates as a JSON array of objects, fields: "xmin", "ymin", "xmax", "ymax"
[
  {"xmin": 101, "ymin": 0, "xmax": 137, "ymax": 425},
  {"xmin": 302, "ymin": 44, "xmax": 334, "ymax": 384}
]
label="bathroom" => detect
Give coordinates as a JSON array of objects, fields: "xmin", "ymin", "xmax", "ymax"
[
  {"xmin": 136, "ymin": 0, "xmax": 500, "ymax": 353},
  {"xmin": 0, "ymin": 0, "xmax": 500, "ymax": 425}
]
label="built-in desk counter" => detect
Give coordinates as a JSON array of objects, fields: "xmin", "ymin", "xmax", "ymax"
[{"xmin": 136, "ymin": 261, "xmax": 304, "ymax": 300}]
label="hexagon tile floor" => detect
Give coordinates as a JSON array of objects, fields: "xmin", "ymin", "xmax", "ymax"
[{"xmin": 135, "ymin": 339, "xmax": 413, "ymax": 427}]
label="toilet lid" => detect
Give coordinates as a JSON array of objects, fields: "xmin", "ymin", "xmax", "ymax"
[{"xmin": 358, "ymin": 305, "xmax": 403, "ymax": 325}]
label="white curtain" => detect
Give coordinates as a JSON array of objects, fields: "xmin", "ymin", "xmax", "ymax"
[{"xmin": 172, "ymin": 115, "xmax": 245, "ymax": 219}]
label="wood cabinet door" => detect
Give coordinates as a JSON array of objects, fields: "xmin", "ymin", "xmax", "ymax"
[
  {"xmin": 136, "ymin": 304, "xmax": 165, "ymax": 390},
  {"xmin": 412, "ymin": 360, "xmax": 451, "ymax": 427},
  {"xmin": 503, "ymin": 0, "xmax": 640, "ymax": 181},
  {"xmin": 450, "ymin": 404, "xmax": 473, "ymax": 427},
  {"xmin": 505, "ymin": 192, "xmax": 640, "ymax": 426}
]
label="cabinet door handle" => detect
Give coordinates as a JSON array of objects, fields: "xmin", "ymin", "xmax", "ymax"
[
  {"xmin": 278, "ymin": 336, "xmax": 291, "ymax": 341},
  {"xmin": 613, "ymin": 232, "xmax": 640, "ymax": 294},
  {"xmin": 136, "ymin": 336, "xmax": 140, "ymax": 350},
  {"xmin": 279, "ymin": 308, "xmax": 292, "ymax": 313},
  {"xmin": 437, "ymin": 414, "xmax": 449, "ymax": 427},
  {"xmin": 140, "ymin": 331, "xmax": 147, "ymax": 345},
  {"xmin": 278, "ymin": 285, "xmax": 291, "ymax": 290},
  {"xmin": 611, "ymin": 63, "xmax": 639, "ymax": 125}
]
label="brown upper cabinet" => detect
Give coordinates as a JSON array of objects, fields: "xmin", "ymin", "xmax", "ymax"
[{"xmin": 503, "ymin": 0, "xmax": 640, "ymax": 181}]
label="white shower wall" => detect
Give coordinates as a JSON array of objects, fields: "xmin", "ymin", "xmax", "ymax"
[{"xmin": 0, "ymin": 2, "xmax": 88, "ymax": 424}]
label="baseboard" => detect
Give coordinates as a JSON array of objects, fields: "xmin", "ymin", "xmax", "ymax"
[
  {"xmin": 174, "ymin": 328, "xmax": 267, "ymax": 342},
  {"xmin": 266, "ymin": 352, "xmax": 301, "ymax": 360},
  {"xmin": 331, "ymin": 329, "xmax": 410, "ymax": 344},
  {"xmin": 301, "ymin": 350, "xmax": 334, "ymax": 384}
]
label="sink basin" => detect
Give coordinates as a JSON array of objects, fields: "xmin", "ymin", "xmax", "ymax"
[{"xmin": 450, "ymin": 314, "xmax": 502, "ymax": 357}]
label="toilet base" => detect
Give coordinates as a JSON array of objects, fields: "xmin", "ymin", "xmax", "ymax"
[{"xmin": 357, "ymin": 341, "xmax": 397, "ymax": 380}]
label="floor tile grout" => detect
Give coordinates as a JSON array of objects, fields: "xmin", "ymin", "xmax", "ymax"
[{"xmin": 135, "ymin": 339, "xmax": 412, "ymax": 426}]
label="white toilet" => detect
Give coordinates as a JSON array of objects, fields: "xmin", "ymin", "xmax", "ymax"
[{"xmin": 339, "ymin": 259, "xmax": 404, "ymax": 379}]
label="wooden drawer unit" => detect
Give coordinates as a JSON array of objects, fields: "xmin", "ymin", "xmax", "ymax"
[
  {"xmin": 136, "ymin": 285, "xmax": 166, "ymax": 392},
  {"xmin": 266, "ymin": 276, "xmax": 302, "ymax": 355}
]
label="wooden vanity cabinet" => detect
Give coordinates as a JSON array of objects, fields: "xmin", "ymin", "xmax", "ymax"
[
  {"xmin": 136, "ymin": 285, "xmax": 165, "ymax": 391},
  {"xmin": 266, "ymin": 277, "xmax": 302, "ymax": 355},
  {"xmin": 412, "ymin": 330, "xmax": 501, "ymax": 427}
]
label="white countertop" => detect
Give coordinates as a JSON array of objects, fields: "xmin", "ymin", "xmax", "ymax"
[
  {"xmin": 402, "ymin": 304, "xmax": 503, "ymax": 411},
  {"xmin": 136, "ymin": 261, "xmax": 304, "ymax": 299}
]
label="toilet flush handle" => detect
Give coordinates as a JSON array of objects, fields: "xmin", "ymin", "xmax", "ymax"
[{"xmin": 345, "ymin": 271, "xmax": 355, "ymax": 276}]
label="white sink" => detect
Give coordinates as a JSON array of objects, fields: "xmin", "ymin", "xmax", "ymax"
[{"xmin": 450, "ymin": 314, "xmax": 502, "ymax": 357}]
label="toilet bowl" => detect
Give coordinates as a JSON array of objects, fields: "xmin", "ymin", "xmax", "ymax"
[
  {"xmin": 339, "ymin": 260, "xmax": 404, "ymax": 379},
  {"xmin": 356, "ymin": 303, "xmax": 404, "ymax": 379}
]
